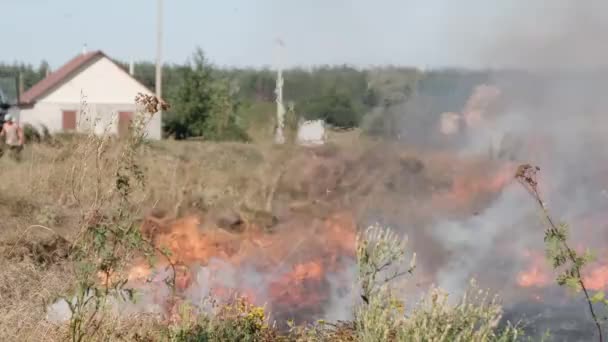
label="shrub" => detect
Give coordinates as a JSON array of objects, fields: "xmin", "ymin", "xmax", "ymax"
[
  {"xmin": 399, "ymin": 281, "xmax": 520, "ymax": 341},
  {"xmin": 22, "ymin": 123, "xmax": 41, "ymax": 143},
  {"xmin": 59, "ymin": 93, "xmax": 170, "ymax": 342},
  {"xmin": 22, "ymin": 123, "xmax": 56, "ymax": 145},
  {"xmin": 169, "ymin": 298, "xmax": 276, "ymax": 342},
  {"xmin": 354, "ymin": 224, "xmax": 522, "ymax": 342},
  {"xmin": 300, "ymin": 91, "xmax": 363, "ymax": 129}
]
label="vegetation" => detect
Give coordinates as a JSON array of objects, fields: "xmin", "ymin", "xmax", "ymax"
[
  {"xmin": 162, "ymin": 49, "xmax": 248, "ymax": 141},
  {"xmin": 300, "ymin": 90, "xmax": 363, "ymax": 129},
  {"xmin": 516, "ymin": 164, "xmax": 606, "ymax": 342},
  {"xmin": 2, "ymin": 48, "xmax": 607, "ymax": 341},
  {"xmin": 59, "ymin": 94, "xmax": 174, "ymax": 342},
  {"xmin": 0, "ymin": 49, "xmax": 491, "ymax": 143},
  {"xmin": 0, "ymin": 116, "xmax": 533, "ymax": 340},
  {"xmin": 164, "ymin": 224, "xmax": 521, "ymax": 342}
]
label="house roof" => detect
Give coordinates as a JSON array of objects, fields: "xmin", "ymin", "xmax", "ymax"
[
  {"xmin": 19, "ymin": 50, "xmax": 156, "ymax": 105},
  {"xmin": 20, "ymin": 51, "xmax": 103, "ymax": 104}
]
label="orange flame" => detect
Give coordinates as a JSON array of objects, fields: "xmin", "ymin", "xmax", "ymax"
[
  {"xmin": 583, "ymin": 265, "xmax": 608, "ymax": 290},
  {"xmin": 517, "ymin": 251, "xmax": 551, "ymax": 288},
  {"xmin": 517, "ymin": 249, "xmax": 608, "ymax": 291},
  {"xmin": 431, "ymin": 160, "xmax": 517, "ymax": 212},
  {"xmin": 123, "ymin": 211, "xmax": 357, "ymax": 322}
]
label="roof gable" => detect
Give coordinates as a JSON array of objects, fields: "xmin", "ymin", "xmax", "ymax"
[
  {"xmin": 20, "ymin": 51, "xmax": 155, "ymax": 105},
  {"xmin": 20, "ymin": 51, "xmax": 102, "ymax": 104}
]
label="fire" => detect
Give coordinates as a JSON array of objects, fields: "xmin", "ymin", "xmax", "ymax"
[
  {"xmin": 583, "ymin": 265, "xmax": 608, "ymax": 290},
  {"xmin": 431, "ymin": 160, "xmax": 517, "ymax": 212},
  {"xmin": 449, "ymin": 164, "xmax": 515, "ymax": 202},
  {"xmin": 517, "ymin": 249, "xmax": 608, "ymax": 291},
  {"xmin": 517, "ymin": 251, "xmax": 551, "ymax": 288},
  {"xmin": 123, "ymin": 211, "xmax": 357, "ymax": 323},
  {"xmin": 269, "ymin": 260, "xmax": 327, "ymax": 311}
]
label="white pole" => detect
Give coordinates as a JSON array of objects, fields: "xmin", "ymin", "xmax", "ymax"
[
  {"xmin": 129, "ymin": 58, "xmax": 134, "ymax": 76},
  {"xmin": 155, "ymin": 0, "xmax": 163, "ymax": 105},
  {"xmin": 274, "ymin": 39, "xmax": 286, "ymax": 144},
  {"xmin": 153, "ymin": 0, "xmax": 163, "ymax": 140}
]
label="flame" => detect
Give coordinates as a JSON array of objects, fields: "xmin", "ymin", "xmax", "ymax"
[
  {"xmin": 431, "ymin": 160, "xmax": 517, "ymax": 212},
  {"xmin": 517, "ymin": 249, "xmax": 608, "ymax": 291},
  {"xmin": 583, "ymin": 265, "xmax": 608, "ymax": 290},
  {"xmin": 269, "ymin": 260, "xmax": 327, "ymax": 310},
  {"xmin": 517, "ymin": 251, "xmax": 551, "ymax": 288},
  {"xmin": 122, "ymin": 211, "xmax": 357, "ymax": 323},
  {"xmin": 449, "ymin": 164, "xmax": 514, "ymax": 202}
]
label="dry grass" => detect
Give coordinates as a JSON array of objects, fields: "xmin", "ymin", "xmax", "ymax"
[
  {"xmin": 0, "ymin": 131, "xmax": 521, "ymax": 341},
  {"xmin": 0, "ymin": 135, "xmax": 328, "ymax": 341},
  {"xmin": 0, "ymin": 256, "xmax": 73, "ymax": 340}
]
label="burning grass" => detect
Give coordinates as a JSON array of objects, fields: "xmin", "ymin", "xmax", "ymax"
[{"xmin": 0, "ymin": 125, "xmax": 599, "ymax": 340}]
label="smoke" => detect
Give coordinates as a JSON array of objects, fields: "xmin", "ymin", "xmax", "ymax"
[
  {"xmin": 322, "ymin": 262, "xmax": 358, "ymax": 322},
  {"xmin": 431, "ymin": 185, "xmax": 538, "ymax": 296},
  {"xmin": 45, "ymin": 4, "xmax": 608, "ymax": 338},
  {"xmin": 393, "ymin": 3, "xmax": 608, "ymax": 337},
  {"xmin": 400, "ymin": 67, "xmax": 608, "ymax": 336},
  {"xmin": 481, "ymin": 0, "xmax": 608, "ymax": 70}
]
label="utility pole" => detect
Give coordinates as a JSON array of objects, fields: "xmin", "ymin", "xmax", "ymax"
[
  {"xmin": 155, "ymin": 0, "xmax": 163, "ymax": 108},
  {"xmin": 18, "ymin": 73, "xmax": 24, "ymax": 101},
  {"xmin": 274, "ymin": 38, "xmax": 286, "ymax": 144},
  {"xmin": 129, "ymin": 58, "xmax": 134, "ymax": 76}
]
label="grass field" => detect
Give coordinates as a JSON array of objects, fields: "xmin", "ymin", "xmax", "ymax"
[{"xmin": 0, "ymin": 129, "xmax": 528, "ymax": 341}]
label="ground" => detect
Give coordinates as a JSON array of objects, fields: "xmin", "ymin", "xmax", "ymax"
[{"xmin": 0, "ymin": 131, "xmax": 518, "ymax": 341}]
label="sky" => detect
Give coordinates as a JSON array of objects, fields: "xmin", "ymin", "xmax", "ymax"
[{"xmin": 1, "ymin": 0, "xmax": 606, "ymax": 70}]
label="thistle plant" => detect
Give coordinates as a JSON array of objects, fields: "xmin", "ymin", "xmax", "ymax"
[
  {"xmin": 61, "ymin": 93, "xmax": 172, "ymax": 342},
  {"xmin": 516, "ymin": 164, "xmax": 604, "ymax": 342},
  {"xmin": 356, "ymin": 223, "xmax": 416, "ymax": 303},
  {"xmin": 355, "ymin": 223, "xmax": 415, "ymax": 341}
]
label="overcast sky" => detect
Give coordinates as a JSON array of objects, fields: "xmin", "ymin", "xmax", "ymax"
[{"xmin": 2, "ymin": 0, "xmax": 606, "ymax": 70}]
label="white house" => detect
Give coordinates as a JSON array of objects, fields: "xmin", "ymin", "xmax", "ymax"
[{"xmin": 18, "ymin": 50, "xmax": 161, "ymax": 140}]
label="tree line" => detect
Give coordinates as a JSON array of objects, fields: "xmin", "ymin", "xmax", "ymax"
[{"xmin": 0, "ymin": 49, "xmax": 494, "ymax": 141}]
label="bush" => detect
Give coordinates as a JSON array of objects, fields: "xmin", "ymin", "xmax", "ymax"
[
  {"xmin": 399, "ymin": 282, "xmax": 521, "ymax": 341},
  {"xmin": 300, "ymin": 91, "xmax": 363, "ymax": 129},
  {"xmin": 22, "ymin": 123, "xmax": 41, "ymax": 144},
  {"xmin": 170, "ymin": 299, "xmax": 277, "ymax": 342},
  {"xmin": 353, "ymin": 224, "xmax": 522, "ymax": 342},
  {"xmin": 22, "ymin": 123, "xmax": 56, "ymax": 145}
]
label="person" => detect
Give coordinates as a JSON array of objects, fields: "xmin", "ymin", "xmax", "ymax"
[{"xmin": 0, "ymin": 114, "xmax": 24, "ymax": 161}]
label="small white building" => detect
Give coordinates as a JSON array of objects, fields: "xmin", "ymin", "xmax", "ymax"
[
  {"xmin": 296, "ymin": 119, "xmax": 327, "ymax": 146},
  {"xmin": 18, "ymin": 50, "xmax": 161, "ymax": 139}
]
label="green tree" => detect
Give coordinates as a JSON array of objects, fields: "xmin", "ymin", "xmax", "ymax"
[
  {"xmin": 300, "ymin": 90, "xmax": 362, "ymax": 129},
  {"xmin": 37, "ymin": 60, "xmax": 50, "ymax": 80},
  {"xmin": 362, "ymin": 87, "xmax": 379, "ymax": 107},
  {"xmin": 164, "ymin": 48, "xmax": 248, "ymax": 141},
  {"xmin": 202, "ymin": 80, "xmax": 249, "ymax": 141},
  {"xmin": 164, "ymin": 49, "xmax": 216, "ymax": 139}
]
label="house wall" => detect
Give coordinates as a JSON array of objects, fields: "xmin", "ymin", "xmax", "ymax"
[
  {"xmin": 19, "ymin": 103, "xmax": 162, "ymax": 140},
  {"xmin": 19, "ymin": 56, "xmax": 162, "ymax": 140}
]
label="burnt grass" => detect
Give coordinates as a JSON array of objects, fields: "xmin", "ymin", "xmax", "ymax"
[{"xmin": 0, "ymin": 137, "xmax": 601, "ymax": 340}]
